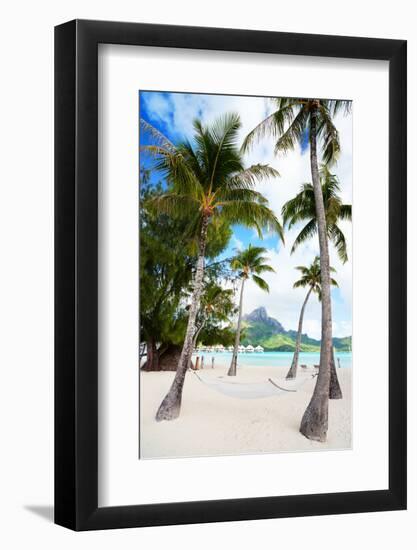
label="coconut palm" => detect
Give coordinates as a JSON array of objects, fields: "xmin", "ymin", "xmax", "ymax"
[
  {"xmin": 282, "ymin": 167, "xmax": 349, "ymax": 398},
  {"xmin": 243, "ymin": 97, "xmax": 351, "ymax": 441},
  {"xmin": 286, "ymin": 257, "xmax": 337, "ymax": 380},
  {"xmin": 282, "ymin": 165, "xmax": 351, "ymax": 263},
  {"xmin": 141, "ymin": 113, "xmax": 284, "ymax": 421},
  {"xmin": 227, "ymin": 245, "xmax": 275, "ymax": 376}
]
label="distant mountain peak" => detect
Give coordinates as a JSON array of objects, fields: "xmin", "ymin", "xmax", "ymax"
[
  {"xmin": 245, "ymin": 306, "xmax": 267, "ymax": 321},
  {"xmin": 243, "ymin": 307, "xmax": 285, "ymax": 332}
]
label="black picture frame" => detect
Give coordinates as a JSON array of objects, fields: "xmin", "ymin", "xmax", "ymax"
[{"xmin": 55, "ymin": 19, "xmax": 407, "ymax": 531}]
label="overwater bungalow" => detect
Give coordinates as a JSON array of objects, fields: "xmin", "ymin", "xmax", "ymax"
[
  {"xmin": 254, "ymin": 345, "xmax": 264, "ymax": 352},
  {"xmin": 246, "ymin": 345, "xmax": 255, "ymax": 352}
]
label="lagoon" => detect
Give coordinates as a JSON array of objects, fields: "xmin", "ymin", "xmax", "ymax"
[{"xmin": 193, "ymin": 351, "xmax": 352, "ymax": 369}]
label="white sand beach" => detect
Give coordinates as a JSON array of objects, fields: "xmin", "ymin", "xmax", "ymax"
[{"xmin": 140, "ymin": 365, "xmax": 352, "ymax": 459}]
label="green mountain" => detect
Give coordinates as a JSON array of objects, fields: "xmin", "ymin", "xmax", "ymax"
[{"xmin": 240, "ymin": 307, "xmax": 352, "ymax": 352}]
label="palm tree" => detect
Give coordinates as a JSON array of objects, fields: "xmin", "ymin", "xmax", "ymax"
[
  {"xmin": 227, "ymin": 245, "xmax": 275, "ymax": 376},
  {"xmin": 282, "ymin": 166, "xmax": 350, "ymax": 398},
  {"xmin": 141, "ymin": 113, "xmax": 284, "ymax": 421},
  {"xmin": 286, "ymin": 257, "xmax": 337, "ymax": 380},
  {"xmin": 282, "ymin": 167, "xmax": 349, "ymax": 398},
  {"xmin": 243, "ymin": 97, "xmax": 351, "ymax": 441},
  {"xmin": 282, "ymin": 165, "xmax": 351, "ymax": 263},
  {"xmin": 187, "ymin": 283, "xmax": 235, "ymax": 368}
]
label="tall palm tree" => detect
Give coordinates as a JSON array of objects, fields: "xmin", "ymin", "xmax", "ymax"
[
  {"xmin": 282, "ymin": 166, "xmax": 350, "ymax": 398},
  {"xmin": 282, "ymin": 167, "xmax": 349, "ymax": 398},
  {"xmin": 141, "ymin": 113, "xmax": 284, "ymax": 421},
  {"xmin": 243, "ymin": 97, "xmax": 351, "ymax": 441},
  {"xmin": 227, "ymin": 245, "xmax": 275, "ymax": 376},
  {"xmin": 286, "ymin": 257, "xmax": 337, "ymax": 380},
  {"xmin": 282, "ymin": 165, "xmax": 351, "ymax": 263}
]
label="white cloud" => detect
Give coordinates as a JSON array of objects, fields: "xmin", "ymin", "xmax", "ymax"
[{"xmin": 230, "ymin": 234, "xmax": 244, "ymax": 251}]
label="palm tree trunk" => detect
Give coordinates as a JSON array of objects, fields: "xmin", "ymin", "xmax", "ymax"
[
  {"xmin": 310, "ymin": 349, "xmax": 343, "ymax": 399},
  {"xmin": 300, "ymin": 104, "xmax": 333, "ymax": 442},
  {"xmin": 329, "ymin": 349, "xmax": 343, "ymax": 399},
  {"xmin": 155, "ymin": 215, "xmax": 209, "ymax": 421},
  {"xmin": 227, "ymin": 277, "xmax": 246, "ymax": 376},
  {"xmin": 286, "ymin": 286, "xmax": 313, "ymax": 380},
  {"xmin": 186, "ymin": 321, "xmax": 205, "ymax": 369}
]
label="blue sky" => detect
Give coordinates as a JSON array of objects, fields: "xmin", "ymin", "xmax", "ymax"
[{"xmin": 140, "ymin": 91, "xmax": 353, "ymax": 339}]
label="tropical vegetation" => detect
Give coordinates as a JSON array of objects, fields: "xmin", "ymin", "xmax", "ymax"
[
  {"xmin": 140, "ymin": 172, "xmax": 232, "ymax": 371},
  {"xmin": 141, "ymin": 113, "xmax": 283, "ymax": 421}
]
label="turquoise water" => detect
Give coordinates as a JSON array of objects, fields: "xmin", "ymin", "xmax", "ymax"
[{"xmin": 193, "ymin": 351, "xmax": 352, "ymax": 369}]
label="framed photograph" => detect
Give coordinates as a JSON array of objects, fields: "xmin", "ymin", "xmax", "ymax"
[{"xmin": 55, "ymin": 19, "xmax": 407, "ymax": 530}]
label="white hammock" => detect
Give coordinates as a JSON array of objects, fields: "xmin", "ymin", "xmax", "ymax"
[{"xmin": 191, "ymin": 371, "xmax": 312, "ymax": 400}]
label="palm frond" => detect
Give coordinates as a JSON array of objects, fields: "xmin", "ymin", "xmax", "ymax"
[
  {"xmin": 176, "ymin": 140, "xmax": 206, "ymax": 185},
  {"xmin": 220, "ymin": 201, "xmax": 284, "ymax": 242},
  {"xmin": 293, "ymin": 279, "xmax": 309, "ymax": 289},
  {"xmin": 274, "ymin": 106, "xmax": 309, "ymax": 155},
  {"xmin": 230, "ymin": 257, "xmax": 244, "ymax": 271},
  {"xmin": 208, "ymin": 113, "xmax": 242, "ymax": 193},
  {"xmin": 338, "ymin": 204, "xmax": 352, "ymax": 220},
  {"xmin": 141, "ymin": 144, "xmax": 204, "ymax": 201},
  {"xmin": 328, "ymin": 224, "xmax": 349, "ymax": 263},
  {"xmin": 253, "ymin": 263, "xmax": 275, "ymax": 275},
  {"xmin": 241, "ymin": 101, "xmax": 302, "ymax": 152},
  {"xmin": 317, "ymin": 104, "xmax": 340, "ymax": 166},
  {"xmin": 291, "ymin": 219, "xmax": 318, "ymax": 254},
  {"xmin": 252, "ymin": 274, "xmax": 270, "ymax": 292},
  {"xmin": 281, "ymin": 184, "xmax": 315, "ymax": 227},
  {"xmin": 325, "ymin": 99, "xmax": 352, "ymax": 117},
  {"xmin": 147, "ymin": 193, "xmax": 199, "ymax": 218},
  {"xmin": 294, "ymin": 265, "xmax": 310, "ymax": 274},
  {"xmin": 140, "ymin": 119, "xmax": 177, "ymax": 153},
  {"xmin": 226, "ymin": 164, "xmax": 280, "ymax": 191},
  {"xmin": 215, "ymin": 187, "xmax": 268, "ymax": 206}
]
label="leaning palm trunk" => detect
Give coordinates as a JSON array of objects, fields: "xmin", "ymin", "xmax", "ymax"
[
  {"xmin": 286, "ymin": 287, "xmax": 313, "ymax": 380},
  {"xmin": 156, "ymin": 216, "xmax": 209, "ymax": 421},
  {"xmin": 300, "ymin": 105, "xmax": 334, "ymax": 441},
  {"xmin": 227, "ymin": 277, "xmax": 246, "ymax": 376}
]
